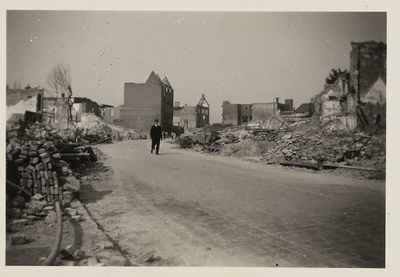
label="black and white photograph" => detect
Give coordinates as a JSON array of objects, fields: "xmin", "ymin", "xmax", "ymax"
[{"xmin": 3, "ymin": 1, "xmax": 399, "ymax": 276}]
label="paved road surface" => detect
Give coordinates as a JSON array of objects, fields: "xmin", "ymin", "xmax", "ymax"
[{"xmin": 81, "ymin": 139, "xmax": 385, "ymax": 267}]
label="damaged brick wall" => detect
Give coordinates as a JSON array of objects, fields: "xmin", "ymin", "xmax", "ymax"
[
  {"xmin": 350, "ymin": 41, "xmax": 386, "ymax": 102},
  {"xmin": 122, "ymin": 71, "xmax": 173, "ymax": 134},
  {"xmin": 118, "ymin": 107, "xmax": 160, "ymax": 134},
  {"xmin": 42, "ymin": 98, "xmax": 72, "ymax": 130},
  {"xmin": 222, "ymin": 103, "xmax": 240, "ymax": 125},
  {"xmin": 173, "ymin": 105, "xmax": 197, "ymax": 129}
]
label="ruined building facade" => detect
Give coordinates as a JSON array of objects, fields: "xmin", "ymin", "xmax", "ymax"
[
  {"xmin": 118, "ymin": 71, "xmax": 174, "ymax": 134},
  {"xmin": 313, "ymin": 41, "xmax": 386, "ymax": 131},
  {"xmin": 173, "ymin": 94, "xmax": 210, "ymax": 130},
  {"xmin": 222, "ymin": 98, "xmax": 295, "ymax": 127},
  {"xmin": 350, "ymin": 41, "xmax": 386, "ymax": 103}
]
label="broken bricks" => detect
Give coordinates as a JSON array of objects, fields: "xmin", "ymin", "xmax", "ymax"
[
  {"xmin": 6, "ymin": 121, "xmax": 91, "ymax": 213},
  {"xmin": 59, "ymin": 244, "xmax": 81, "ymax": 259},
  {"xmin": 44, "ymin": 211, "xmax": 57, "ymax": 224},
  {"xmin": 63, "ymin": 191, "xmax": 75, "ymax": 203},
  {"xmin": 9, "ymin": 234, "xmax": 27, "ymax": 245}
]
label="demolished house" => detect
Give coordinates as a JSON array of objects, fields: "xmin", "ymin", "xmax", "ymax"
[
  {"xmin": 176, "ymin": 41, "xmax": 386, "ymax": 177},
  {"xmin": 173, "ymin": 94, "xmax": 210, "ymax": 130},
  {"xmin": 6, "ymin": 85, "xmax": 142, "ymax": 252},
  {"xmin": 313, "ymin": 41, "xmax": 386, "ymax": 132},
  {"xmin": 221, "ymin": 98, "xmax": 312, "ymax": 129},
  {"xmin": 6, "ymin": 86, "xmax": 44, "ymax": 126}
]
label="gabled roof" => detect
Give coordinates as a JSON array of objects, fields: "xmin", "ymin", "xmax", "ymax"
[
  {"xmin": 197, "ymin": 94, "xmax": 209, "ymax": 107},
  {"xmin": 162, "ymin": 77, "xmax": 171, "ymax": 87},
  {"xmin": 295, "ymin": 103, "xmax": 312, "ymax": 114},
  {"xmin": 146, "ymin": 71, "xmax": 162, "ymax": 84},
  {"xmin": 362, "ymin": 77, "xmax": 386, "ymax": 104}
]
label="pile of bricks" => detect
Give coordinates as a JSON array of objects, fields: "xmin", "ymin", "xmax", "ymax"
[
  {"xmin": 6, "ymin": 121, "xmax": 87, "ymax": 204},
  {"xmin": 176, "ymin": 124, "xmax": 386, "ymax": 171},
  {"xmin": 260, "ymin": 128, "xmax": 386, "ymax": 167}
]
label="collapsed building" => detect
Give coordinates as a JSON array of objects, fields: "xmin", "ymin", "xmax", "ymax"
[
  {"xmin": 177, "ymin": 41, "xmax": 386, "ymax": 177},
  {"xmin": 173, "ymin": 94, "xmax": 210, "ymax": 129},
  {"xmin": 6, "ymin": 86, "xmax": 73, "ymax": 130},
  {"xmin": 222, "ymin": 98, "xmax": 313, "ymax": 128},
  {"xmin": 313, "ymin": 41, "xmax": 386, "ymax": 132}
]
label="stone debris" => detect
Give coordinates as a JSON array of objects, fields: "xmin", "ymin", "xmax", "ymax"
[
  {"xmin": 176, "ymin": 120, "xmax": 385, "ymax": 175},
  {"xmin": 59, "ymin": 244, "xmax": 81, "ymax": 258},
  {"xmin": 44, "ymin": 211, "xmax": 57, "ymax": 224},
  {"xmin": 9, "ymin": 234, "xmax": 27, "ymax": 245},
  {"xmin": 87, "ymin": 256, "xmax": 101, "ymax": 266},
  {"xmin": 70, "ymin": 215, "xmax": 82, "ymax": 222},
  {"xmin": 65, "ymin": 208, "xmax": 78, "ymax": 216},
  {"xmin": 61, "ymin": 113, "xmax": 141, "ymax": 144},
  {"xmin": 43, "ymin": 206, "xmax": 55, "ymax": 214},
  {"xmin": 107, "ymin": 256, "xmax": 129, "ymax": 266},
  {"xmin": 12, "ymin": 219, "xmax": 29, "ymax": 227},
  {"xmin": 135, "ymin": 252, "xmax": 154, "ymax": 264},
  {"xmin": 6, "ymin": 121, "xmax": 95, "ymax": 214}
]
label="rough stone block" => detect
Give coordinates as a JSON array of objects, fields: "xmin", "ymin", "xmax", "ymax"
[
  {"xmin": 101, "ymin": 241, "xmax": 114, "ymax": 250},
  {"xmin": 135, "ymin": 252, "xmax": 154, "ymax": 264},
  {"xmin": 108, "ymin": 256, "xmax": 128, "ymax": 266},
  {"xmin": 69, "ymin": 200, "xmax": 80, "ymax": 209},
  {"xmin": 63, "ymin": 191, "xmax": 74, "ymax": 203},
  {"xmin": 66, "ymin": 208, "xmax": 78, "ymax": 216},
  {"xmin": 26, "ymin": 215, "xmax": 38, "ymax": 221},
  {"xmin": 55, "ymin": 160, "xmax": 69, "ymax": 169},
  {"xmin": 27, "ymin": 198, "xmax": 47, "ymax": 214},
  {"xmin": 43, "ymin": 206, "xmax": 55, "ymax": 214},
  {"xmin": 96, "ymin": 251, "xmax": 112, "ymax": 260},
  {"xmin": 71, "ymin": 215, "xmax": 82, "ymax": 222},
  {"xmin": 63, "ymin": 183, "xmax": 79, "ymax": 193},
  {"xmin": 45, "ymin": 211, "xmax": 57, "ymax": 224},
  {"xmin": 12, "ymin": 219, "xmax": 28, "ymax": 227},
  {"xmin": 59, "ymin": 244, "xmax": 80, "ymax": 258},
  {"xmin": 9, "ymin": 234, "xmax": 26, "ymax": 245},
  {"xmin": 7, "ymin": 154, "xmax": 13, "ymax": 161},
  {"xmin": 87, "ymin": 256, "xmax": 99, "ymax": 266},
  {"xmin": 13, "ymin": 195, "xmax": 26, "ymax": 208},
  {"xmin": 60, "ymin": 260, "xmax": 76, "ymax": 266}
]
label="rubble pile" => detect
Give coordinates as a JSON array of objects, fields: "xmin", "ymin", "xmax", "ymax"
[
  {"xmin": 177, "ymin": 128, "xmax": 221, "ymax": 149},
  {"xmin": 261, "ymin": 128, "xmax": 385, "ymax": 167},
  {"xmin": 176, "ymin": 121, "xmax": 386, "ymax": 175},
  {"xmin": 72, "ymin": 113, "xmax": 141, "ymax": 144},
  {"xmin": 6, "ymin": 120, "xmax": 94, "ymax": 224}
]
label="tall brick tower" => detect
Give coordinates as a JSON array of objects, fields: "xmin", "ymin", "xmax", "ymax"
[
  {"xmin": 120, "ymin": 71, "xmax": 174, "ymax": 134},
  {"xmin": 349, "ymin": 41, "xmax": 386, "ymax": 103}
]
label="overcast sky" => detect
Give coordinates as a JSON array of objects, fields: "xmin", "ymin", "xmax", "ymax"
[{"xmin": 6, "ymin": 10, "xmax": 386, "ymax": 123}]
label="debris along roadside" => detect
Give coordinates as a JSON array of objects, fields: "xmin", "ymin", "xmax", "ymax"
[
  {"xmin": 60, "ymin": 113, "xmax": 143, "ymax": 145},
  {"xmin": 5, "ymin": 119, "xmax": 128, "ymax": 266},
  {"xmin": 175, "ymin": 118, "xmax": 386, "ymax": 179}
]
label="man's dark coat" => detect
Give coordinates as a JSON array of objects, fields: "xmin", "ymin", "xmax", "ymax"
[{"xmin": 150, "ymin": 124, "xmax": 162, "ymax": 141}]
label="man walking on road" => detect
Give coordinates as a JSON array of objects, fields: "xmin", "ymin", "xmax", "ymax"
[{"xmin": 150, "ymin": 119, "xmax": 163, "ymax": 155}]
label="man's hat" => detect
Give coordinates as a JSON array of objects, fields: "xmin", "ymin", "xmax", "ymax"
[{"xmin": 154, "ymin": 119, "xmax": 159, "ymax": 123}]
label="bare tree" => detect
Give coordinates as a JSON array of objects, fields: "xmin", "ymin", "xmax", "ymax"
[{"xmin": 47, "ymin": 62, "xmax": 73, "ymax": 123}]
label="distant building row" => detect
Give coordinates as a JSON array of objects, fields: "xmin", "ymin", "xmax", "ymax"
[
  {"xmin": 7, "ymin": 41, "xmax": 386, "ymax": 134},
  {"xmin": 221, "ymin": 98, "xmax": 313, "ymax": 127}
]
